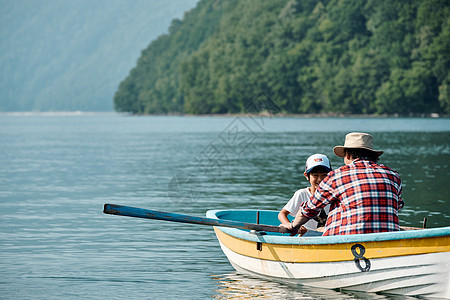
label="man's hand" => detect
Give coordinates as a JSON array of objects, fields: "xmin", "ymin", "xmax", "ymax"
[
  {"xmin": 279, "ymin": 223, "xmax": 308, "ymax": 236},
  {"xmin": 297, "ymin": 226, "xmax": 308, "ymax": 236}
]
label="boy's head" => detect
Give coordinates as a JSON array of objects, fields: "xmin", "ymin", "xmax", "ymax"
[
  {"xmin": 305, "ymin": 154, "xmax": 332, "ymax": 175},
  {"xmin": 304, "ymin": 154, "xmax": 332, "ymax": 193}
]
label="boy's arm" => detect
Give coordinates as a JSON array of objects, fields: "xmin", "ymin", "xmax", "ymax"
[{"xmin": 278, "ymin": 209, "xmax": 291, "ymax": 226}]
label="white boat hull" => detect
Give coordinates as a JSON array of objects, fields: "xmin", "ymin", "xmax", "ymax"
[
  {"xmin": 207, "ymin": 209, "xmax": 450, "ymax": 299},
  {"xmin": 219, "ymin": 240, "xmax": 450, "ymax": 298}
]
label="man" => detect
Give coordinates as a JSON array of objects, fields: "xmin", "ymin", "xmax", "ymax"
[{"xmin": 282, "ymin": 132, "xmax": 403, "ymax": 236}]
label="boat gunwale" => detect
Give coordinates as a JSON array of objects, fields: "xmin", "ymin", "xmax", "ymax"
[{"xmin": 206, "ymin": 209, "xmax": 450, "ymax": 245}]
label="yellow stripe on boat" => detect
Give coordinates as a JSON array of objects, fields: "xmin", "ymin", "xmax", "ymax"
[{"xmin": 214, "ymin": 227, "xmax": 450, "ymax": 263}]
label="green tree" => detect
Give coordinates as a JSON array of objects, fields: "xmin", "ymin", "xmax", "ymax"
[{"xmin": 114, "ymin": 0, "xmax": 450, "ymax": 115}]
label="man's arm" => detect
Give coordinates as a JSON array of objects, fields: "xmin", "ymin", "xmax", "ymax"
[
  {"xmin": 291, "ymin": 213, "xmax": 311, "ymax": 235},
  {"xmin": 279, "ymin": 212, "xmax": 311, "ymax": 236}
]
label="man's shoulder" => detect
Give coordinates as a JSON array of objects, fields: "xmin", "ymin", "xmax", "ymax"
[
  {"xmin": 350, "ymin": 159, "xmax": 394, "ymax": 171},
  {"xmin": 355, "ymin": 160, "xmax": 401, "ymax": 179},
  {"xmin": 328, "ymin": 160, "xmax": 375, "ymax": 177},
  {"xmin": 377, "ymin": 163, "xmax": 401, "ymax": 179},
  {"xmin": 329, "ymin": 164, "xmax": 351, "ymax": 175},
  {"xmin": 368, "ymin": 161, "xmax": 400, "ymax": 175}
]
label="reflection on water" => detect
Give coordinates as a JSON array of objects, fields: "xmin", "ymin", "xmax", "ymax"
[{"xmin": 211, "ymin": 272, "xmax": 415, "ymax": 300}]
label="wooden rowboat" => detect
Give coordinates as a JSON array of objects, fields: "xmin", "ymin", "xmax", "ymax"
[
  {"xmin": 103, "ymin": 204, "xmax": 450, "ymax": 298},
  {"xmin": 206, "ymin": 209, "xmax": 450, "ymax": 299}
]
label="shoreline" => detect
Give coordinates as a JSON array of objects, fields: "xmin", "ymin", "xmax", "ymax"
[
  {"xmin": 128, "ymin": 112, "xmax": 449, "ymax": 118},
  {"xmin": 0, "ymin": 111, "xmax": 448, "ymax": 118}
]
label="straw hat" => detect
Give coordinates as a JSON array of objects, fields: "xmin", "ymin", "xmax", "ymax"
[{"xmin": 333, "ymin": 132, "xmax": 383, "ymax": 158}]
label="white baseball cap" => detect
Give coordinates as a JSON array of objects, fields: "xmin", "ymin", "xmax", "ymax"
[{"xmin": 305, "ymin": 154, "xmax": 332, "ymax": 174}]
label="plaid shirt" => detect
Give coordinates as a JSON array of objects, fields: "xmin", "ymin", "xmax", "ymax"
[{"xmin": 301, "ymin": 159, "xmax": 403, "ymax": 236}]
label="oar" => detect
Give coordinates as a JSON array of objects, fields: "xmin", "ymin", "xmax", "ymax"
[{"xmin": 103, "ymin": 203, "xmax": 290, "ymax": 233}]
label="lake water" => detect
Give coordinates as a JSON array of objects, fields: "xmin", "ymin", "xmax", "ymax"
[{"xmin": 1, "ymin": 113, "xmax": 449, "ymax": 299}]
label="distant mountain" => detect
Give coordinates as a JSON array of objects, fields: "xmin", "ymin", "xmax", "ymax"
[
  {"xmin": 0, "ymin": 0, "xmax": 199, "ymax": 112},
  {"xmin": 114, "ymin": 0, "xmax": 450, "ymax": 115}
]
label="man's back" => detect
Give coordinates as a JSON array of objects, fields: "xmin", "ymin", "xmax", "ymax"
[{"xmin": 303, "ymin": 159, "xmax": 403, "ymax": 236}]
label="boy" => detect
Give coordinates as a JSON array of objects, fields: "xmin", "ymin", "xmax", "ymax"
[{"xmin": 278, "ymin": 154, "xmax": 332, "ymax": 235}]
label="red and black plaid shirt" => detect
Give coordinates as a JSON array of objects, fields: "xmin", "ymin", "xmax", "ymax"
[{"xmin": 301, "ymin": 159, "xmax": 403, "ymax": 236}]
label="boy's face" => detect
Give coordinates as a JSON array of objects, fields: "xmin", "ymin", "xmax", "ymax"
[{"xmin": 304, "ymin": 170, "xmax": 329, "ymax": 192}]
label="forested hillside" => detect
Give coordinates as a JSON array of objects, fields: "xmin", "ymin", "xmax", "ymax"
[{"xmin": 114, "ymin": 0, "xmax": 450, "ymax": 115}]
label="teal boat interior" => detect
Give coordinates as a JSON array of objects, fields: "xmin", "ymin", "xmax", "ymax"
[
  {"xmin": 206, "ymin": 209, "xmax": 450, "ymax": 245},
  {"xmin": 213, "ymin": 210, "xmax": 285, "ymax": 232}
]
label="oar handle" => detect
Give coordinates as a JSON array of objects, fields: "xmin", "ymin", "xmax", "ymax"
[{"xmin": 103, "ymin": 204, "xmax": 290, "ymax": 234}]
